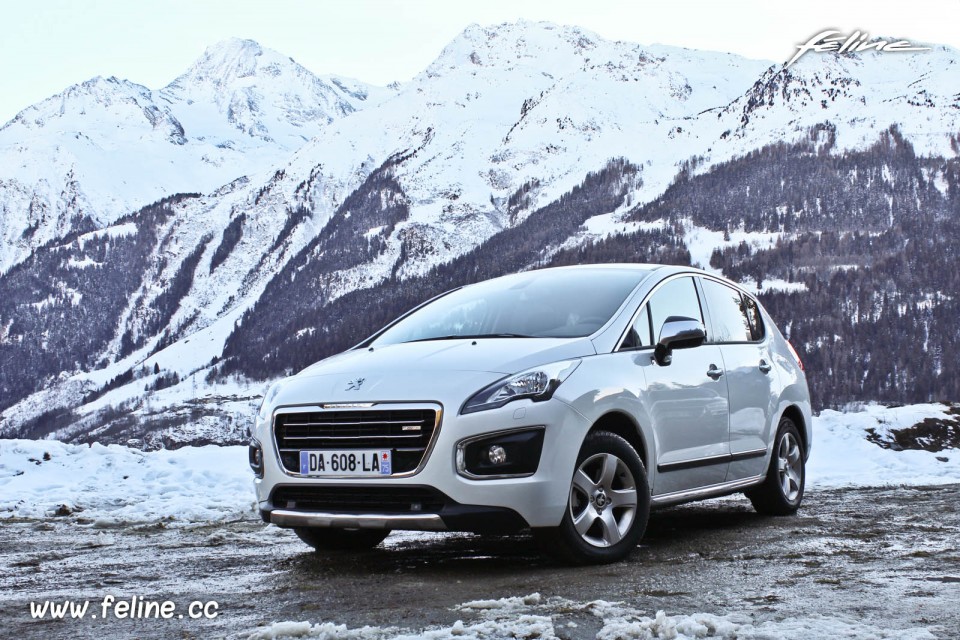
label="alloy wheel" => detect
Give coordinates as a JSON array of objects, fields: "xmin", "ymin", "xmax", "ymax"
[
  {"xmin": 777, "ymin": 431, "xmax": 803, "ymax": 503},
  {"xmin": 569, "ymin": 452, "xmax": 638, "ymax": 547}
]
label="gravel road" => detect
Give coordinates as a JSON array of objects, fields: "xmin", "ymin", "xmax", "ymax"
[{"xmin": 2, "ymin": 485, "xmax": 958, "ymax": 639}]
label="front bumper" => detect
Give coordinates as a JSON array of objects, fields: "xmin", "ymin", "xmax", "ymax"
[
  {"xmin": 254, "ymin": 397, "xmax": 589, "ymax": 530},
  {"xmin": 263, "ymin": 484, "xmax": 529, "ymax": 534},
  {"xmin": 270, "ymin": 510, "xmax": 445, "ymax": 531}
]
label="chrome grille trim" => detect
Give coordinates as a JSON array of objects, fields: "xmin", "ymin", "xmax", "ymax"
[
  {"xmin": 271, "ymin": 402, "xmax": 443, "ymax": 479},
  {"xmin": 279, "ymin": 419, "xmax": 426, "ymax": 427},
  {"xmin": 279, "ymin": 434, "xmax": 424, "ymax": 441}
]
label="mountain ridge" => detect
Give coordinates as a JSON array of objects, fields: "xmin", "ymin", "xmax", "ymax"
[
  {"xmin": 0, "ymin": 38, "xmax": 392, "ymax": 274},
  {"xmin": 0, "ymin": 21, "xmax": 957, "ymax": 445}
]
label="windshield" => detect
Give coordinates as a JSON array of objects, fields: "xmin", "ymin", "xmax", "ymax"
[{"xmin": 371, "ymin": 268, "xmax": 650, "ymax": 345}]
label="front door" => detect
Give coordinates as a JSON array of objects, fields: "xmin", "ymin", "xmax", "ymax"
[{"xmin": 636, "ymin": 276, "xmax": 731, "ymax": 496}]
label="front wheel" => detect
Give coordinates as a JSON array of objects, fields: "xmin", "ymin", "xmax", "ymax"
[
  {"xmin": 535, "ymin": 431, "xmax": 650, "ymax": 564},
  {"xmin": 746, "ymin": 417, "xmax": 805, "ymax": 515},
  {"xmin": 294, "ymin": 527, "xmax": 390, "ymax": 551}
]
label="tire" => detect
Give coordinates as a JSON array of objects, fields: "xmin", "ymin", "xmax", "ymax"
[
  {"xmin": 535, "ymin": 431, "xmax": 650, "ymax": 564},
  {"xmin": 746, "ymin": 417, "xmax": 805, "ymax": 515},
  {"xmin": 294, "ymin": 527, "xmax": 390, "ymax": 551}
]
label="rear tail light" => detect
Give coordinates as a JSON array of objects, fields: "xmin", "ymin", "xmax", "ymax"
[{"xmin": 786, "ymin": 341, "xmax": 804, "ymax": 371}]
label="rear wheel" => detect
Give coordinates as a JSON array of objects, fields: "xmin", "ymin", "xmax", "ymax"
[
  {"xmin": 536, "ymin": 431, "xmax": 650, "ymax": 564},
  {"xmin": 746, "ymin": 417, "xmax": 805, "ymax": 515},
  {"xmin": 294, "ymin": 527, "xmax": 390, "ymax": 551}
]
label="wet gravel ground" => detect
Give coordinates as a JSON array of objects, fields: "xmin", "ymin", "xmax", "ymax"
[{"xmin": 2, "ymin": 485, "xmax": 959, "ymax": 639}]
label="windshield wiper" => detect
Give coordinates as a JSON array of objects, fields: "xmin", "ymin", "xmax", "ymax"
[{"xmin": 406, "ymin": 333, "xmax": 537, "ymax": 343}]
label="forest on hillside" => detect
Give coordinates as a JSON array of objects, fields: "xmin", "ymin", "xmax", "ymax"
[{"xmin": 217, "ymin": 127, "xmax": 960, "ymax": 410}]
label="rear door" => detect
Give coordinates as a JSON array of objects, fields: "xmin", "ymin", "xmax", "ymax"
[{"xmin": 697, "ymin": 277, "xmax": 777, "ymax": 480}]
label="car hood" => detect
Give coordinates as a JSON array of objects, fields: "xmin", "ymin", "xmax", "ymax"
[
  {"xmin": 269, "ymin": 337, "xmax": 595, "ymax": 406},
  {"xmin": 299, "ymin": 337, "xmax": 595, "ymax": 377}
]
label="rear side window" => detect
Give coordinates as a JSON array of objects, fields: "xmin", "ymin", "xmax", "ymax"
[
  {"xmin": 743, "ymin": 295, "xmax": 766, "ymax": 341},
  {"xmin": 700, "ymin": 279, "xmax": 752, "ymax": 343}
]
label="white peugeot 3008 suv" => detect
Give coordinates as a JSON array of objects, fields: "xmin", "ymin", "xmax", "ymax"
[{"xmin": 250, "ymin": 264, "xmax": 811, "ymax": 564}]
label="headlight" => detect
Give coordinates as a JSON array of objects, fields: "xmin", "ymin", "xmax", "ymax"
[
  {"xmin": 257, "ymin": 382, "xmax": 281, "ymax": 420},
  {"xmin": 460, "ymin": 359, "xmax": 581, "ymax": 414}
]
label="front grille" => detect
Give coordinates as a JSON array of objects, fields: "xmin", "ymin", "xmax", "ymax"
[
  {"xmin": 270, "ymin": 486, "xmax": 448, "ymax": 514},
  {"xmin": 273, "ymin": 406, "xmax": 440, "ymax": 474}
]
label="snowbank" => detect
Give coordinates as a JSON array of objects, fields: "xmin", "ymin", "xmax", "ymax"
[
  {"xmin": 0, "ymin": 403, "xmax": 957, "ymax": 524},
  {"xmin": 808, "ymin": 403, "xmax": 960, "ymax": 487},
  {"xmin": 0, "ymin": 439, "xmax": 254, "ymax": 524},
  {"xmin": 243, "ymin": 594, "xmax": 938, "ymax": 639}
]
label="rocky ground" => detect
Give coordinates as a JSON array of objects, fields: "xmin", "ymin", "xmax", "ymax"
[{"xmin": 2, "ymin": 485, "xmax": 958, "ymax": 639}]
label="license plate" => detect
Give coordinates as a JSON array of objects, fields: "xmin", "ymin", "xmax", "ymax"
[{"xmin": 299, "ymin": 450, "xmax": 392, "ymax": 476}]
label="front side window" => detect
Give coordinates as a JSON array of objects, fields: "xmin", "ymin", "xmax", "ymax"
[
  {"xmin": 620, "ymin": 303, "xmax": 653, "ymax": 350},
  {"xmin": 700, "ymin": 278, "xmax": 752, "ymax": 343},
  {"xmin": 647, "ymin": 276, "xmax": 704, "ymax": 343}
]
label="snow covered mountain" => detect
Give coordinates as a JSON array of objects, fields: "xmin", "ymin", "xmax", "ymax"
[
  {"xmin": 715, "ymin": 41, "xmax": 960, "ymax": 159},
  {"xmin": 0, "ymin": 38, "xmax": 391, "ymax": 273},
  {"xmin": 1, "ymin": 22, "xmax": 958, "ymax": 446}
]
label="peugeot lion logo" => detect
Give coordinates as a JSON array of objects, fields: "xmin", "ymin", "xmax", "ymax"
[{"xmin": 345, "ymin": 377, "xmax": 366, "ymax": 391}]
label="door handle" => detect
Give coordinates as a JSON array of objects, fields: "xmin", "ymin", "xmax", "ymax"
[
  {"xmin": 759, "ymin": 359, "xmax": 772, "ymax": 374},
  {"xmin": 706, "ymin": 365, "xmax": 724, "ymax": 380}
]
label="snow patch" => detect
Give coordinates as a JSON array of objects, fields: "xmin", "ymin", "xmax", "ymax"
[
  {"xmin": 457, "ymin": 592, "xmax": 541, "ymax": 611},
  {"xmin": 364, "ymin": 225, "xmax": 386, "ymax": 238},
  {"xmin": 65, "ymin": 257, "xmax": 100, "ymax": 269},
  {"xmin": 243, "ymin": 595, "xmax": 938, "ymax": 640},
  {"xmin": 741, "ymin": 277, "xmax": 808, "ymax": 295},
  {"xmin": 0, "ymin": 439, "xmax": 255, "ymax": 523},
  {"xmin": 808, "ymin": 403, "xmax": 960, "ymax": 487},
  {"xmin": 74, "ymin": 222, "xmax": 138, "ymax": 246},
  {"xmin": 681, "ymin": 219, "xmax": 784, "ymax": 273}
]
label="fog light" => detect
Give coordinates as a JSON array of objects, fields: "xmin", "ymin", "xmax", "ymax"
[
  {"xmin": 456, "ymin": 428, "xmax": 545, "ymax": 479},
  {"xmin": 487, "ymin": 445, "xmax": 508, "ymax": 465}
]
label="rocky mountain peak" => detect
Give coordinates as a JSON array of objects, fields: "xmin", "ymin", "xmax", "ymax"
[
  {"xmin": 173, "ymin": 38, "xmax": 267, "ymax": 88},
  {"xmin": 423, "ymin": 21, "xmax": 608, "ymax": 79}
]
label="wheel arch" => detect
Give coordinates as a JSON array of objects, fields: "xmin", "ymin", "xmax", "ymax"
[
  {"xmin": 588, "ymin": 410, "xmax": 650, "ymax": 473},
  {"xmin": 780, "ymin": 404, "xmax": 808, "ymax": 455}
]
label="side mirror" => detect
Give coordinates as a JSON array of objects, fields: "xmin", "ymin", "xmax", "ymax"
[{"xmin": 654, "ymin": 316, "xmax": 706, "ymax": 366}]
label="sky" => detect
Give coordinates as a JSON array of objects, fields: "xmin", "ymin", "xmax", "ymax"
[{"xmin": 2, "ymin": 0, "xmax": 959, "ymax": 124}]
